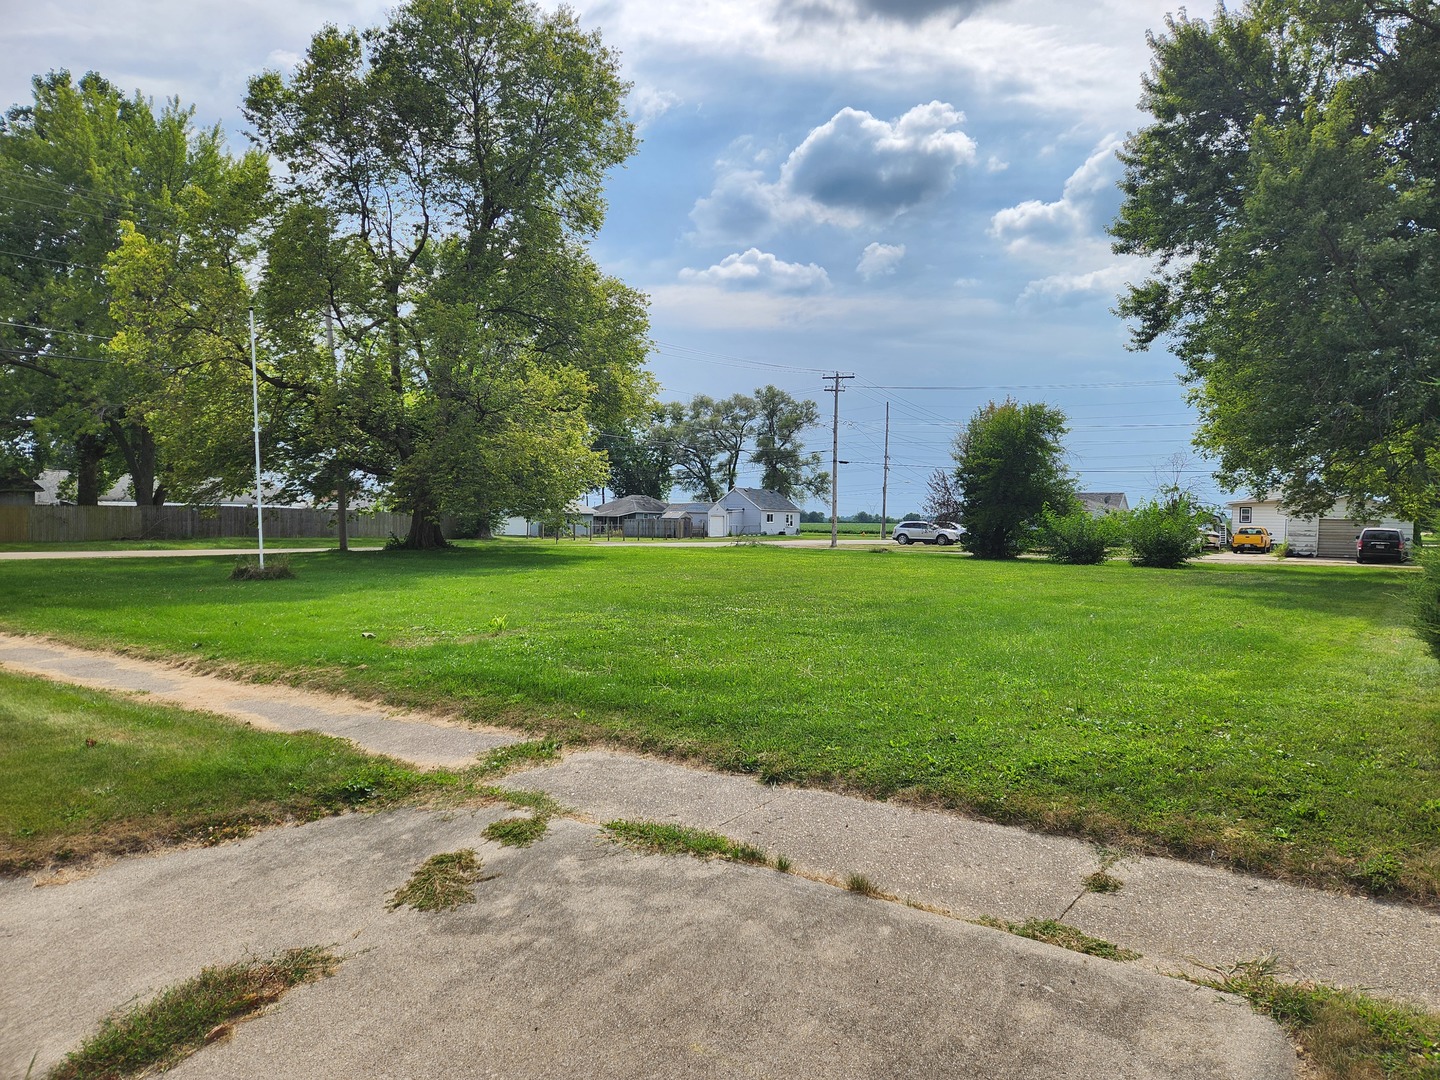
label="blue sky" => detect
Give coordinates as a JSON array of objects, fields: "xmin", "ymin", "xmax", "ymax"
[{"xmin": 4, "ymin": 0, "xmax": 1221, "ymax": 516}]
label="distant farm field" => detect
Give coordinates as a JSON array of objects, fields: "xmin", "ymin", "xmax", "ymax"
[{"xmin": 0, "ymin": 542, "xmax": 1435, "ymax": 900}]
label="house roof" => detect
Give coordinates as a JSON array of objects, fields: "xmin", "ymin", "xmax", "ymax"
[
  {"xmin": 0, "ymin": 475, "xmax": 42, "ymax": 495},
  {"xmin": 661, "ymin": 502, "xmax": 710, "ymax": 519},
  {"xmin": 713, "ymin": 487, "xmax": 803, "ymax": 513},
  {"xmin": 1077, "ymin": 492, "xmax": 1129, "ymax": 513},
  {"xmin": 591, "ymin": 494, "xmax": 668, "ymax": 517}
]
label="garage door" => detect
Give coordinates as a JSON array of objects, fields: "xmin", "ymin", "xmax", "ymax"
[{"xmin": 1318, "ymin": 518, "xmax": 1363, "ymax": 559}]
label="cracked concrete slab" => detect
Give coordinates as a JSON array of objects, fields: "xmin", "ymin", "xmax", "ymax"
[
  {"xmin": 503, "ymin": 750, "xmax": 1440, "ymax": 1010},
  {"xmin": 3, "ymin": 629, "xmax": 1437, "ymax": 1078},
  {"xmin": 1, "ymin": 811, "xmax": 1295, "ymax": 1080}
]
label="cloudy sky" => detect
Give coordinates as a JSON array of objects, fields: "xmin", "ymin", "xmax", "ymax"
[{"xmin": 4, "ymin": 0, "xmax": 1221, "ymax": 515}]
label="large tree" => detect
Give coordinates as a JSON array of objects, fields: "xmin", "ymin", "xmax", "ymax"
[
  {"xmin": 0, "ymin": 71, "xmax": 256, "ymax": 504},
  {"xmin": 749, "ymin": 385, "xmax": 829, "ymax": 502},
  {"xmin": 658, "ymin": 386, "xmax": 827, "ymax": 502},
  {"xmin": 1111, "ymin": 1, "xmax": 1440, "ymax": 521},
  {"xmin": 242, "ymin": 0, "xmax": 652, "ymax": 546},
  {"xmin": 952, "ymin": 398, "xmax": 1074, "ymax": 559}
]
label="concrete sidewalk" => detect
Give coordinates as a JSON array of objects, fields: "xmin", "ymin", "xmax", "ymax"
[{"xmin": 2, "ymin": 632, "xmax": 1435, "ymax": 1076}]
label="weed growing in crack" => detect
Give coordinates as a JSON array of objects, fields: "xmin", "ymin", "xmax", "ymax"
[
  {"xmin": 1199, "ymin": 957, "xmax": 1440, "ymax": 1080},
  {"xmin": 975, "ymin": 916, "xmax": 1140, "ymax": 962},
  {"xmin": 845, "ymin": 873, "xmax": 881, "ymax": 897},
  {"xmin": 483, "ymin": 816, "xmax": 548, "ymax": 848},
  {"xmin": 603, "ymin": 820, "xmax": 767, "ymax": 864},
  {"xmin": 49, "ymin": 946, "xmax": 338, "ymax": 1079}
]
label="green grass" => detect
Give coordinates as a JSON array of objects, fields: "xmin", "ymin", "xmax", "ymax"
[
  {"xmin": 1203, "ymin": 959, "xmax": 1440, "ymax": 1079},
  {"xmin": 603, "ymin": 820, "xmax": 769, "ymax": 864},
  {"xmin": 976, "ymin": 916, "xmax": 1141, "ymax": 961},
  {"xmin": 0, "ymin": 535, "xmax": 385, "ymax": 553},
  {"xmin": 0, "ymin": 669, "xmax": 543, "ymax": 872},
  {"xmin": 1, "ymin": 542, "xmax": 1436, "ymax": 901},
  {"xmin": 387, "ymin": 849, "xmax": 486, "ymax": 911},
  {"xmin": 49, "ymin": 946, "xmax": 339, "ymax": 1079}
]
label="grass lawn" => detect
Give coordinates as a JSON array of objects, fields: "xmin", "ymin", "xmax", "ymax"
[
  {"xmin": 1, "ymin": 541, "xmax": 1436, "ymax": 901},
  {"xmin": 0, "ymin": 669, "xmax": 470, "ymax": 872},
  {"xmin": 0, "ymin": 535, "xmax": 386, "ymax": 553}
]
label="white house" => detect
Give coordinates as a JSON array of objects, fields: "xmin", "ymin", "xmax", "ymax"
[
  {"xmin": 1227, "ymin": 494, "xmax": 1416, "ymax": 557},
  {"xmin": 707, "ymin": 487, "xmax": 802, "ymax": 537},
  {"xmin": 500, "ymin": 500, "xmax": 595, "ymax": 537}
]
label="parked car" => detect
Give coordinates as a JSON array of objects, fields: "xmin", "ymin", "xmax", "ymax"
[
  {"xmin": 1197, "ymin": 528, "xmax": 1224, "ymax": 551},
  {"xmin": 892, "ymin": 520, "xmax": 964, "ymax": 545},
  {"xmin": 1230, "ymin": 526, "xmax": 1273, "ymax": 554},
  {"xmin": 1356, "ymin": 527, "xmax": 1408, "ymax": 564}
]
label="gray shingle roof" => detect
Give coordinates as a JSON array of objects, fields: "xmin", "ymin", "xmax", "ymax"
[
  {"xmin": 592, "ymin": 494, "xmax": 668, "ymax": 517},
  {"xmin": 731, "ymin": 487, "xmax": 802, "ymax": 513}
]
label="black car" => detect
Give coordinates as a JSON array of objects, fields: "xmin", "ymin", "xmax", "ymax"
[{"xmin": 1356, "ymin": 527, "xmax": 1408, "ymax": 564}]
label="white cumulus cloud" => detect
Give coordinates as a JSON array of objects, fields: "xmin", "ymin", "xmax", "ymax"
[
  {"xmin": 690, "ymin": 101, "xmax": 977, "ymax": 239},
  {"xmin": 857, "ymin": 242, "xmax": 906, "ymax": 280},
  {"xmin": 678, "ymin": 248, "xmax": 832, "ymax": 293},
  {"xmin": 989, "ymin": 135, "xmax": 1123, "ymax": 258}
]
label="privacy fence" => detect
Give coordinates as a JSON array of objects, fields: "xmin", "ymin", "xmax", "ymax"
[{"xmin": 0, "ymin": 504, "xmax": 419, "ymax": 544}]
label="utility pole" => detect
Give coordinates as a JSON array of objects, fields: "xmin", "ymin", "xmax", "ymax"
[
  {"xmin": 880, "ymin": 401, "xmax": 890, "ymax": 541},
  {"xmin": 824, "ymin": 372, "xmax": 854, "ymax": 549},
  {"xmin": 247, "ymin": 308, "xmax": 266, "ymax": 570},
  {"xmin": 326, "ymin": 310, "xmax": 348, "ymax": 552}
]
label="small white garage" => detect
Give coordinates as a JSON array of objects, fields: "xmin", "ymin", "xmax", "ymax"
[{"xmin": 1227, "ymin": 495, "xmax": 1416, "ymax": 558}]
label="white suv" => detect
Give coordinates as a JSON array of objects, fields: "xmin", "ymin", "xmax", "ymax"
[{"xmin": 892, "ymin": 520, "xmax": 964, "ymax": 545}]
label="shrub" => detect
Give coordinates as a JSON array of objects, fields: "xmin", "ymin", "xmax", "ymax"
[
  {"xmin": 1038, "ymin": 506, "xmax": 1113, "ymax": 565},
  {"xmin": 1125, "ymin": 498, "xmax": 1205, "ymax": 569},
  {"xmin": 1410, "ymin": 549, "xmax": 1440, "ymax": 662}
]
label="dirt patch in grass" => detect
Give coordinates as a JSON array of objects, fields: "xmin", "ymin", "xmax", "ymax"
[{"xmin": 49, "ymin": 945, "xmax": 339, "ymax": 1079}]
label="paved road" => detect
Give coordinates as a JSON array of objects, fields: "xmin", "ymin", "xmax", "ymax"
[{"xmin": 3, "ymin": 634, "xmax": 1435, "ymax": 1077}]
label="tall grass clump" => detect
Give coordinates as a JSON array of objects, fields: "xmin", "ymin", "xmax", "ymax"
[{"xmin": 1409, "ymin": 548, "xmax": 1440, "ymax": 662}]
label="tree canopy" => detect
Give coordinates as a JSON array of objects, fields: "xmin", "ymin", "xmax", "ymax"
[
  {"xmin": 654, "ymin": 387, "xmax": 828, "ymax": 503},
  {"xmin": 952, "ymin": 398, "xmax": 1074, "ymax": 559},
  {"xmin": 0, "ymin": 71, "xmax": 261, "ymax": 505},
  {"xmin": 237, "ymin": 0, "xmax": 652, "ymax": 545},
  {"xmin": 1111, "ymin": 0, "xmax": 1440, "ymax": 520}
]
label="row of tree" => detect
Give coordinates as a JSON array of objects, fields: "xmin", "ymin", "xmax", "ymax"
[
  {"xmin": 603, "ymin": 386, "xmax": 829, "ymax": 503},
  {"xmin": 0, "ymin": 0, "xmax": 653, "ymax": 546}
]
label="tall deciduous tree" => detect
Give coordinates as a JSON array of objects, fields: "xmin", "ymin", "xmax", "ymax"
[
  {"xmin": 243, "ymin": 0, "xmax": 652, "ymax": 547},
  {"xmin": 0, "ymin": 71, "xmax": 252, "ymax": 504},
  {"xmin": 953, "ymin": 398, "xmax": 1074, "ymax": 559},
  {"xmin": 663, "ymin": 393, "xmax": 756, "ymax": 502},
  {"xmin": 750, "ymin": 385, "xmax": 829, "ymax": 502},
  {"xmin": 1111, "ymin": 1, "xmax": 1440, "ymax": 521}
]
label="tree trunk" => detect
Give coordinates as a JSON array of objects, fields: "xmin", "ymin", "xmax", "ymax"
[
  {"xmin": 74, "ymin": 433, "xmax": 106, "ymax": 505},
  {"xmin": 404, "ymin": 511, "xmax": 447, "ymax": 549},
  {"xmin": 109, "ymin": 421, "xmax": 164, "ymax": 505}
]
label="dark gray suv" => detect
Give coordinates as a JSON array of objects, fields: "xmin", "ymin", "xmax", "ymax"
[{"xmin": 1356, "ymin": 527, "xmax": 1408, "ymax": 564}]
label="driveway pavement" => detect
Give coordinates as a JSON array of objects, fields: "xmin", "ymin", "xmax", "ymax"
[{"xmin": 3, "ymin": 633, "xmax": 1436, "ymax": 1077}]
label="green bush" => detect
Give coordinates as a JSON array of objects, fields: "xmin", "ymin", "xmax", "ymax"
[
  {"xmin": 1037, "ymin": 506, "xmax": 1113, "ymax": 565},
  {"xmin": 1410, "ymin": 549, "xmax": 1440, "ymax": 661},
  {"xmin": 1125, "ymin": 499, "xmax": 1205, "ymax": 569}
]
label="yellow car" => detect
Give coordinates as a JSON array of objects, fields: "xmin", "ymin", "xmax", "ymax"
[{"xmin": 1230, "ymin": 526, "xmax": 1273, "ymax": 554}]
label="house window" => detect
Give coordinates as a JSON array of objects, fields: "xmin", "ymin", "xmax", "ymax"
[
  {"xmin": 785, "ymin": 514, "xmax": 794, "ymax": 526},
  {"xmin": 1239, "ymin": 506, "xmax": 1252, "ymax": 524},
  {"xmin": 766, "ymin": 513, "xmax": 773, "ymax": 522}
]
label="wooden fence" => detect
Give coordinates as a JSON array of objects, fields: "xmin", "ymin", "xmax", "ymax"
[
  {"xmin": 0, "ymin": 504, "xmax": 419, "ymax": 544},
  {"xmin": 591, "ymin": 516, "xmax": 707, "ymax": 540}
]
